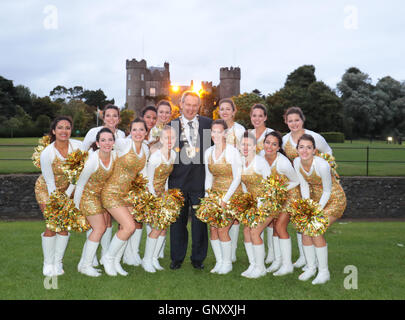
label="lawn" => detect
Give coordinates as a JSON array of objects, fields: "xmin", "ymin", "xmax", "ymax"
[
  {"xmin": 1, "ymin": 138, "xmax": 404, "ymax": 175},
  {"xmin": 0, "ymin": 220, "xmax": 404, "ymax": 300}
]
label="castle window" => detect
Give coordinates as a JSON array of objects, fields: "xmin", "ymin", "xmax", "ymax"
[
  {"xmin": 141, "ymin": 88, "xmax": 145, "ymax": 96},
  {"xmin": 128, "ymin": 89, "xmax": 131, "ymax": 96},
  {"xmin": 150, "ymin": 87, "xmax": 156, "ymax": 96},
  {"xmin": 141, "ymin": 74, "xmax": 144, "ymax": 81},
  {"xmin": 128, "ymin": 74, "xmax": 131, "ymax": 81}
]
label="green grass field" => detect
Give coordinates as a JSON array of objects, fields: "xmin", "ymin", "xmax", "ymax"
[
  {"xmin": 0, "ymin": 138, "xmax": 404, "ymax": 175},
  {"xmin": 0, "ymin": 220, "xmax": 404, "ymax": 300}
]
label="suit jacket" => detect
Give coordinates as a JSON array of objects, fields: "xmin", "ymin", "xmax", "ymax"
[{"xmin": 168, "ymin": 115, "xmax": 212, "ymax": 195}]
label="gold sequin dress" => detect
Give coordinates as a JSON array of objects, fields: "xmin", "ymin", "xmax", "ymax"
[
  {"xmin": 78, "ymin": 153, "xmax": 116, "ymax": 216},
  {"xmin": 35, "ymin": 157, "xmax": 70, "ymax": 205},
  {"xmin": 147, "ymin": 149, "xmax": 176, "ymax": 197},
  {"xmin": 206, "ymin": 147, "xmax": 242, "ymax": 226},
  {"xmin": 241, "ymin": 156, "xmax": 267, "ymax": 199},
  {"xmin": 298, "ymin": 159, "xmax": 346, "ymax": 218},
  {"xmin": 34, "ymin": 140, "xmax": 82, "ymax": 205},
  {"xmin": 101, "ymin": 143, "xmax": 147, "ymax": 209},
  {"xmin": 282, "ymin": 130, "xmax": 333, "ymax": 162}
]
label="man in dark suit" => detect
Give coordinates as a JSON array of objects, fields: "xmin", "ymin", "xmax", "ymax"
[{"xmin": 168, "ymin": 91, "xmax": 212, "ymax": 270}]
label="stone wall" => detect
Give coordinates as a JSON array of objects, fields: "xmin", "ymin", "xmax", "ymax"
[{"xmin": 0, "ymin": 174, "xmax": 404, "ymax": 220}]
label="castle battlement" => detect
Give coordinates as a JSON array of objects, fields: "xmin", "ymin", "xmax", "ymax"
[
  {"xmin": 126, "ymin": 58, "xmax": 147, "ymax": 69},
  {"xmin": 220, "ymin": 67, "xmax": 241, "ymax": 80}
]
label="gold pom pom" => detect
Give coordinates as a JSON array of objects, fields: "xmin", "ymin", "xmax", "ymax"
[
  {"xmin": 62, "ymin": 150, "xmax": 89, "ymax": 185},
  {"xmin": 32, "ymin": 135, "xmax": 51, "ymax": 169}
]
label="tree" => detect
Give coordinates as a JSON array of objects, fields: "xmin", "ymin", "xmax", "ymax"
[
  {"xmin": 337, "ymin": 67, "xmax": 377, "ymax": 138},
  {"xmin": 81, "ymin": 89, "xmax": 114, "ymax": 109},
  {"xmin": 0, "ymin": 76, "xmax": 17, "ymax": 118},
  {"xmin": 266, "ymin": 65, "xmax": 344, "ymax": 133},
  {"xmin": 50, "ymin": 85, "xmax": 69, "ymax": 102},
  {"xmin": 119, "ymin": 108, "xmax": 135, "ymax": 135},
  {"xmin": 59, "ymin": 100, "xmax": 93, "ymax": 136},
  {"xmin": 31, "ymin": 96, "xmax": 61, "ymax": 121},
  {"xmin": 232, "ymin": 93, "xmax": 267, "ymax": 129},
  {"xmin": 35, "ymin": 114, "xmax": 51, "ymax": 135}
]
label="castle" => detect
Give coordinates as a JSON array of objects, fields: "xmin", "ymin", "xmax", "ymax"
[{"xmin": 125, "ymin": 59, "xmax": 241, "ymax": 115}]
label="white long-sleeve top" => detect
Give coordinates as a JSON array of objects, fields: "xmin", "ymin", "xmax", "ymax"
[
  {"xmin": 114, "ymin": 138, "xmax": 150, "ymax": 176},
  {"xmin": 73, "ymin": 149, "xmax": 117, "ymax": 209},
  {"xmin": 204, "ymin": 144, "xmax": 242, "ymax": 203},
  {"xmin": 266, "ymin": 152, "xmax": 300, "ymax": 191},
  {"xmin": 226, "ymin": 122, "xmax": 245, "ymax": 146},
  {"xmin": 40, "ymin": 139, "xmax": 83, "ymax": 196},
  {"xmin": 147, "ymin": 148, "xmax": 176, "ymax": 196},
  {"xmin": 81, "ymin": 126, "xmax": 125, "ymax": 151},
  {"xmin": 241, "ymin": 154, "xmax": 270, "ymax": 193},
  {"xmin": 293, "ymin": 156, "xmax": 332, "ymax": 209},
  {"xmin": 250, "ymin": 127, "xmax": 274, "ymax": 144},
  {"xmin": 283, "ymin": 129, "xmax": 333, "ymax": 155}
]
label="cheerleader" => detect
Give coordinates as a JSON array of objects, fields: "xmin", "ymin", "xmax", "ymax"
[
  {"xmin": 141, "ymin": 105, "xmax": 158, "ymax": 143},
  {"xmin": 249, "ymin": 103, "xmax": 275, "ymax": 264},
  {"xmin": 262, "ymin": 132, "xmax": 300, "ymax": 276},
  {"xmin": 282, "ymin": 106, "xmax": 332, "ymax": 269},
  {"xmin": 142, "ymin": 125, "xmax": 177, "ymax": 273},
  {"xmin": 218, "ymin": 98, "xmax": 245, "ymax": 263},
  {"xmin": 81, "ymin": 104, "xmax": 125, "ymax": 266},
  {"xmin": 293, "ymin": 134, "xmax": 346, "ymax": 284},
  {"xmin": 204, "ymin": 119, "xmax": 242, "ymax": 275},
  {"xmin": 35, "ymin": 116, "xmax": 82, "ymax": 277},
  {"xmin": 249, "ymin": 103, "xmax": 274, "ymax": 154},
  {"xmin": 239, "ymin": 131, "xmax": 270, "ymax": 278},
  {"xmin": 81, "ymin": 104, "xmax": 125, "ymax": 150},
  {"xmin": 74, "ymin": 128, "xmax": 117, "ymax": 277},
  {"xmin": 148, "ymin": 100, "xmax": 172, "ymax": 146},
  {"xmin": 101, "ymin": 118, "xmax": 149, "ymax": 276}
]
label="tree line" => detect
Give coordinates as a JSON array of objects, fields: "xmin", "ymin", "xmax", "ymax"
[{"xmin": 1, "ymin": 65, "xmax": 404, "ymax": 140}]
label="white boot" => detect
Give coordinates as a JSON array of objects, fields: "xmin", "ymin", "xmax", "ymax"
[
  {"xmin": 87, "ymin": 229, "xmax": 99, "ymax": 267},
  {"xmin": 99, "ymin": 226, "xmax": 112, "ymax": 265},
  {"xmin": 210, "ymin": 239, "xmax": 223, "ymax": 273},
  {"xmin": 152, "ymin": 235, "xmax": 165, "ymax": 271},
  {"xmin": 79, "ymin": 240, "xmax": 101, "ymax": 277},
  {"xmin": 114, "ymin": 240, "xmax": 128, "ymax": 276},
  {"xmin": 267, "ymin": 236, "xmax": 281, "ymax": 272},
  {"xmin": 247, "ymin": 244, "xmax": 266, "ymax": 278},
  {"xmin": 158, "ymin": 233, "xmax": 165, "ymax": 259},
  {"xmin": 54, "ymin": 233, "xmax": 70, "ymax": 276},
  {"xmin": 218, "ymin": 241, "xmax": 232, "ymax": 274},
  {"xmin": 312, "ymin": 245, "xmax": 330, "ymax": 285},
  {"xmin": 241, "ymin": 242, "xmax": 255, "ymax": 277},
  {"xmin": 298, "ymin": 245, "xmax": 317, "ymax": 281},
  {"xmin": 229, "ymin": 224, "xmax": 240, "ymax": 262},
  {"xmin": 124, "ymin": 228, "xmax": 143, "ymax": 266},
  {"xmin": 102, "ymin": 234, "xmax": 126, "ymax": 276},
  {"xmin": 273, "ymin": 238, "xmax": 294, "ymax": 276},
  {"xmin": 142, "ymin": 236, "xmax": 157, "ymax": 273},
  {"xmin": 41, "ymin": 233, "xmax": 56, "ymax": 277},
  {"xmin": 265, "ymin": 227, "xmax": 275, "ymax": 264},
  {"xmin": 293, "ymin": 233, "xmax": 306, "ymax": 268}
]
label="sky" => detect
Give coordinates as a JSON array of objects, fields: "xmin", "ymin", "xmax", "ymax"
[{"xmin": 1, "ymin": 0, "xmax": 404, "ymax": 107}]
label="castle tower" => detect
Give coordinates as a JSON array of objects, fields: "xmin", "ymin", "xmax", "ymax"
[
  {"xmin": 219, "ymin": 67, "xmax": 241, "ymax": 100},
  {"xmin": 126, "ymin": 59, "xmax": 147, "ymax": 115}
]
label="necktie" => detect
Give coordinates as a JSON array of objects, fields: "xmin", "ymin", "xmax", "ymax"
[{"xmin": 188, "ymin": 121, "xmax": 194, "ymax": 145}]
